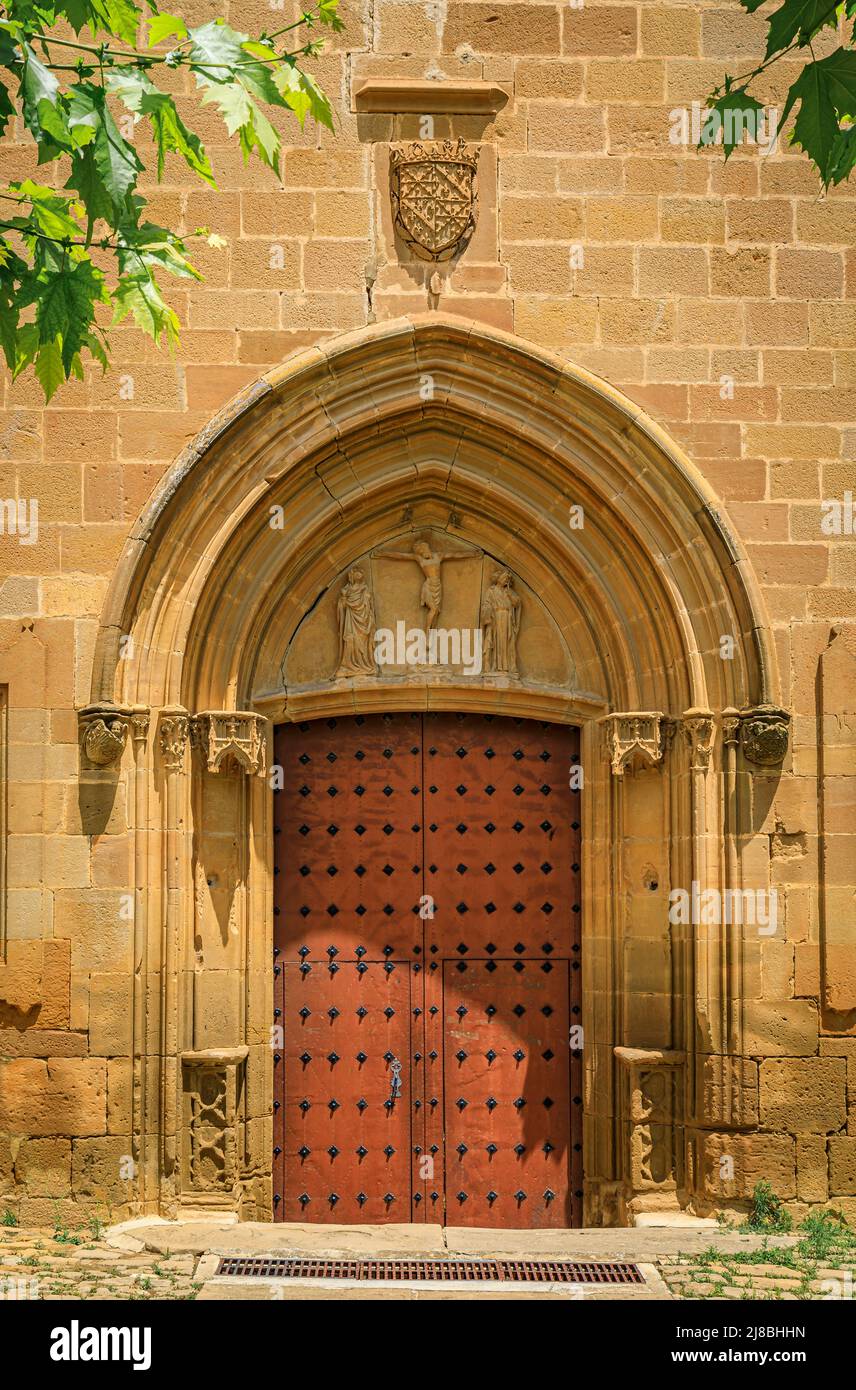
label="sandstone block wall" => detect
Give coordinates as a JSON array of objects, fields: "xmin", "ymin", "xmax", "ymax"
[{"xmin": 0, "ymin": 0, "xmax": 854, "ymax": 1223}]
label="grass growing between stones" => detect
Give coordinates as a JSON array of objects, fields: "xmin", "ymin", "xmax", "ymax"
[
  {"xmin": 0, "ymin": 1224, "xmax": 201, "ymax": 1301},
  {"xmin": 660, "ymin": 1209, "xmax": 856, "ymax": 1301}
]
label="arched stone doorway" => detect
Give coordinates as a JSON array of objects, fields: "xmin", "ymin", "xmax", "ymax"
[{"xmin": 80, "ymin": 314, "xmax": 787, "ymax": 1226}]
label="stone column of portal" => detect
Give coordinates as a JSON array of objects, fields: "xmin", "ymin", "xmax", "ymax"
[
  {"xmin": 158, "ymin": 708, "xmax": 190, "ymax": 1212},
  {"xmin": 129, "ymin": 707, "xmax": 150, "ymax": 1209},
  {"xmin": 680, "ymin": 707, "xmax": 716, "ymax": 1198}
]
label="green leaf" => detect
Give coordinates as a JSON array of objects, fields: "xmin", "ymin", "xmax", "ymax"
[
  {"xmin": 117, "ymin": 218, "xmax": 201, "ymax": 280},
  {"xmin": 821, "ymin": 46, "xmax": 856, "ymax": 119},
  {"xmin": 113, "ymin": 268, "xmax": 180, "ymax": 349},
  {"xmin": 147, "ymin": 11, "xmax": 188, "ymax": 45},
  {"xmin": 188, "ymin": 19, "xmax": 246, "ymax": 82},
  {"xmin": 765, "ymin": 0, "xmax": 840, "ymax": 58},
  {"xmin": 200, "ymin": 79, "xmax": 251, "ymax": 137},
  {"xmin": 241, "ymin": 40, "xmax": 281, "ymax": 62},
  {"xmin": 274, "ymin": 63, "xmax": 334, "ymax": 130},
  {"xmin": 21, "ymin": 42, "xmax": 70, "ymax": 148},
  {"xmin": 92, "ymin": 97, "xmax": 143, "ymax": 212},
  {"xmin": 828, "ymin": 125, "xmax": 856, "ymax": 185},
  {"xmin": 12, "ymin": 320, "xmax": 39, "ymax": 380},
  {"xmin": 12, "ymin": 180, "xmax": 83, "ymax": 241},
  {"xmin": 67, "ymin": 87, "xmax": 101, "ymax": 148},
  {"xmin": 107, "ymin": 70, "xmax": 215, "ymax": 184},
  {"xmin": 34, "ymin": 335, "xmax": 65, "ymax": 401},
  {"xmin": 704, "ymin": 89, "xmax": 766, "ymax": 158},
  {"xmin": 66, "ymin": 145, "xmax": 115, "ymax": 237},
  {"xmin": 97, "ymin": 0, "xmax": 142, "ymax": 46},
  {"xmin": 0, "ymin": 80, "xmax": 14, "ymax": 140},
  {"xmin": 85, "ymin": 329, "xmax": 109, "ymax": 372},
  {"xmin": 36, "ymin": 258, "xmax": 106, "ymax": 369},
  {"xmin": 782, "ymin": 50, "xmax": 856, "ymax": 185},
  {"xmin": 318, "ymin": 0, "xmax": 344, "ymax": 30}
]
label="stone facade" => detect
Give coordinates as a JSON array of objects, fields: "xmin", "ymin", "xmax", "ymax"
[{"xmin": 0, "ymin": 0, "xmax": 854, "ymax": 1226}]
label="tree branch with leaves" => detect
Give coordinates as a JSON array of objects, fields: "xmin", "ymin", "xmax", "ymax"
[
  {"xmin": 705, "ymin": 0, "xmax": 856, "ymax": 185},
  {"xmin": 0, "ymin": 0, "xmax": 341, "ymax": 400}
]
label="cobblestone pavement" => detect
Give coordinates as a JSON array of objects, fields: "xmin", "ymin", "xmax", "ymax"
[
  {"xmin": 658, "ymin": 1250, "xmax": 856, "ymax": 1301},
  {"xmin": 1, "ymin": 1217, "xmax": 854, "ymax": 1301},
  {"xmin": 0, "ymin": 1225, "xmax": 201, "ymax": 1301}
]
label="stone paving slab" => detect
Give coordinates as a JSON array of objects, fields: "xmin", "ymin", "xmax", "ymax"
[
  {"xmin": 4, "ymin": 1216, "xmax": 854, "ymax": 1301},
  {"xmin": 129, "ymin": 1219, "xmax": 449, "ymax": 1257},
  {"xmin": 197, "ymin": 1276, "xmax": 665, "ymax": 1301},
  {"xmin": 122, "ymin": 1216, "xmax": 799, "ymax": 1261}
]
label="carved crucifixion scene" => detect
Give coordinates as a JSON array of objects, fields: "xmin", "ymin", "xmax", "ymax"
[{"xmin": 275, "ymin": 529, "xmax": 576, "ymax": 692}]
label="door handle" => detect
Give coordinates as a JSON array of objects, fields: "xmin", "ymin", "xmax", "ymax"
[{"xmin": 387, "ymin": 1056, "xmax": 402, "ymax": 1108}]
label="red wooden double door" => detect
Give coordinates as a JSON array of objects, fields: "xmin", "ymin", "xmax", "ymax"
[{"xmin": 273, "ymin": 712, "xmax": 582, "ymax": 1227}]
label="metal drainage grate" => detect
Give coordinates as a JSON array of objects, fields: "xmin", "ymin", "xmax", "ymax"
[{"xmin": 215, "ymin": 1256, "xmax": 644, "ymax": 1284}]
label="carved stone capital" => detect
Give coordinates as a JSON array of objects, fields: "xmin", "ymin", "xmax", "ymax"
[
  {"xmin": 159, "ymin": 710, "xmax": 190, "ymax": 773},
  {"xmin": 739, "ymin": 704, "xmax": 790, "ymax": 766},
  {"xmin": 681, "ymin": 709, "xmax": 715, "ymax": 773},
  {"xmin": 722, "ymin": 707, "xmax": 741, "ymax": 748},
  {"xmin": 129, "ymin": 707, "xmax": 150, "ymax": 746},
  {"xmin": 600, "ymin": 711, "xmax": 673, "ymax": 777},
  {"xmin": 191, "ymin": 711, "xmax": 267, "ymax": 776},
  {"xmin": 78, "ymin": 703, "xmax": 132, "ymax": 767}
]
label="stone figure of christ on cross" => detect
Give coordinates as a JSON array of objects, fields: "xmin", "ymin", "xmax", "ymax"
[{"xmin": 378, "ymin": 538, "xmax": 470, "ymax": 631}]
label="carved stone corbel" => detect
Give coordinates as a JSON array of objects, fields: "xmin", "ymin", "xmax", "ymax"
[
  {"xmin": 191, "ymin": 711, "xmax": 267, "ymax": 776},
  {"xmin": 739, "ymin": 704, "xmax": 790, "ymax": 767},
  {"xmin": 78, "ymin": 703, "xmax": 132, "ymax": 767},
  {"xmin": 600, "ymin": 711, "xmax": 674, "ymax": 777},
  {"xmin": 681, "ymin": 709, "xmax": 715, "ymax": 772}
]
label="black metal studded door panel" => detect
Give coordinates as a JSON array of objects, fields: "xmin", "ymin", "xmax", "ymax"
[
  {"xmin": 276, "ymin": 713, "xmax": 423, "ymax": 962},
  {"xmin": 443, "ymin": 959, "xmax": 572, "ymax": 1228},
  {"xmin": 421, "ymin": 713, "xmax": 582, "ymax": 1225},
  {"xmin": 273, "ymin": 712, "xmax": 582, "ymax": 1226},
  {"xmin": 279, "ymin": 960, "xmax": 412, "ymax": 1224}
]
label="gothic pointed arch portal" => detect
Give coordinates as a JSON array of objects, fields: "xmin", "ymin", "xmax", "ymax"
[{"xmin": 83, "ymin": 314, "xmax": 788, "ymax": 1225}]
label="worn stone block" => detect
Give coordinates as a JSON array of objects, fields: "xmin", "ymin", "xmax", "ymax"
[
  {"xmin": 760, "ymin": 1059, "xmax": 847, "ymax": 1133},
  {"xmin": 0, "ymin": 1059, "xmax": 107, "ymax": 1137},
  {"xmin": 828, "ymin": 1138, "xmax": 856, "ymax": 1196}
]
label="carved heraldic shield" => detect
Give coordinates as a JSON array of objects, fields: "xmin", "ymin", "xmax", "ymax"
[{"xmin": 390, "ymin": 139, "xmax": 480, "ymax": 261}]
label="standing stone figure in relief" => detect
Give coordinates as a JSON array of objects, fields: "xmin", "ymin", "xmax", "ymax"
[
  {"xmin": 377, "ymin": 538, "xmax": 469, "ymax": 631},
  {"xmin": 482, "ymin": 568, "xmax": 522, "ymax": 674},
  {"xmin": 335, "ymin": 567, "xmax": 376, "ymax": 677}
]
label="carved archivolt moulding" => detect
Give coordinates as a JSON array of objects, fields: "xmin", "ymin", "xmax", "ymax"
[
  {"xmin": 192, "ymin": 711, "xmax": 267, "ymax": 776},
  {"xmin": 600, "ymin": 712, "xmax": 673, "ymax": 777},
  {"xmin": 78, "ymin": 703, "xmax": 133, "ymax": 767},
  {"xmin": 739, "ymin": 704, "xmax": 790, "ymax": 766},
  {"xmin": 390, "ymin": 139, "xmax": 479, "ymax": 261}
]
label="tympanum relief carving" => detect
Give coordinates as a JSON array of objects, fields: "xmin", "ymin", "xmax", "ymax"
[
  {"xmin": 277, "ymin": 530, "xmax": 577, "ymax": 694},
  {"xmin": 481, "ymin": 568, "xmax": 522, "ymax": 675},
  {"xmin": 335, "ymin": 567, "xmax": 376, "ymax": 678}
]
